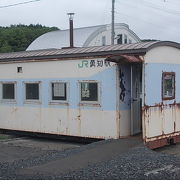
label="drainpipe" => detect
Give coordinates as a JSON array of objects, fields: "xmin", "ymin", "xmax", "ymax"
[
  {"xmin": 130, "ymin": 65, "xmax": 133, "ymax": 135},
  {"xmin": 67, "ymin": 13, "xmax": 75, "ymax": 48}
]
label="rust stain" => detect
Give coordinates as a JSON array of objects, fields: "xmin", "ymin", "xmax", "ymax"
[
  {"xmin": 116, "ymin": 110, "xmax": 120, "ymax": 138},
  {"xmin": 145, "ymin": 134, "xmax": 180, "ymax": 149},
  {"xmin": 78, "ymin": 103, "xmax": 101, "ymax": 108},
  {"xmin": 142, "ymin": 102, "xmax": 180, "ymax": 113},
  {"xmin": 77, "ymin": 115, "xmax": 81, "ymax": 121},
  {"xmin": 143, "ymin": 102, "xmax": 180, "ymax": 149},
  {"xmin": 174, "ymin": 122, "xmax": 176, "ymax": 132},
  {"xmin": 77, "ymin": 106, "xmax": 81, "ymax": 136},
  {"xmin": 66, "ymin": 105, "xmax": 70, "ymax": 135}
]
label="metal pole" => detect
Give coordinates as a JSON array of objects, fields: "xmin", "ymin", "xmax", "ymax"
[
  {"xmin": 130, "ymin": 65, "xmax": 133, "ymax": 135},
  {"xmin": 69, "ymin": 18, "xmax": 74, "ymax": 48},
  {"xmin": 111, "ymin": 0, "xmax": 115, "ymax": 45},
  {"xmin": 67, "ymin": 13, "xmax": 75, "ymax": 48}
]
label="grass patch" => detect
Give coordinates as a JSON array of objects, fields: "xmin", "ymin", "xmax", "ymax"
[{"xmin": 0, "ymin": 134, "xmax": 11, "ymax": 140}]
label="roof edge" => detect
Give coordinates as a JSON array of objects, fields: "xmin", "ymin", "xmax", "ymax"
[{"xmin": 147, "ymin": 41, "xmax": 180, "ymax": 51}]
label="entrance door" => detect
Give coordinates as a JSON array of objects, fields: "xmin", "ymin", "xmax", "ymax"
[{"xmin": 131, "ymin": 64, "xmax": 142, "ymax": 135}]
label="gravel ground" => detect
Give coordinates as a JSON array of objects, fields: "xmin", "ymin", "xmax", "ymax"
[
  {"xmin": 0, "ymin": 140, "xmax": 179, "ymax": 180},
  {"xmin": 61, "ymin": 146, "xmax": 180, "ymax": 180}
]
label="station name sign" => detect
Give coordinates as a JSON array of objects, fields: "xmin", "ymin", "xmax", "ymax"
[{"xmin": 78, "ymin": 59, "xmax": 111, "ymax": 68}]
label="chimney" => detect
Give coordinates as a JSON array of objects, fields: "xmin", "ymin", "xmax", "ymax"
[{"xmin": 67, "ymin": 13, "xmax": 75, "ymax": 48}]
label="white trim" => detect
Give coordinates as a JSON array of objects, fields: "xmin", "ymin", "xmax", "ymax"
[
  {"xmin": 49, "ymin": 81, "xmax": 69, "ymax": 105},
  {"xmin": 78, "ymin": 80, "xmax": 101, "ymax": 106},
  {"xmin": 23, "ymin": 81, "xmax": 41, "ymax": 104},
  {"xmin": 0, "ymin": 81, "xmax": 17, "ymax": 104}
]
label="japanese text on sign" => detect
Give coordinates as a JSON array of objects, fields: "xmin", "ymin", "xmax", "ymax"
[{"xmin": 78, "ymin": 59, "xmax": 111, "ymax": 68}]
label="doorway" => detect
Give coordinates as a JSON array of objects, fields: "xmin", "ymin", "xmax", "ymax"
[{"xmin": 130, "ymin": 64, "xmax": 142, "ymax": 135}]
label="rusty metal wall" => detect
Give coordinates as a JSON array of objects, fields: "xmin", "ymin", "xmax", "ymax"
[{"xmin": 143, "ymin": 46, "xmax": 180, "ymax": 148}]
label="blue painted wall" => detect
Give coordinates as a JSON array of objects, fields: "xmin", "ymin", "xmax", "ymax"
[
  {"xmin": 145, "ymin": 63, "xmax": 180, "ymax": 106},
  {"xmin": 0, "ymin": 66, "xmax": 118, "ymax": 112}
]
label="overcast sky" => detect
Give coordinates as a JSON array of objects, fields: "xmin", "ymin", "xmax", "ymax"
[{"xmin": 0, "ymin": 0, "xmax": 180, "ymax": 42}]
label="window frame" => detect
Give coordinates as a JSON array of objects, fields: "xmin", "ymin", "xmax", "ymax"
[
  {"xmin": 49, "ymin": 81, "xmax": 68, "ymax": 105},
  {"xmin": 23, "ymin": 81, "xmax": 41, "ymax": 104},
  {"xmin": 0, "ymin": 81, "xmax": 16, "ymax": 103},
  {"xmin": 162, "ymin": 72, "xmax": 175, "ymax": 101},
  {"xmin": 79, "ymin": 80, "xmax": 100, "ymax": 106}
]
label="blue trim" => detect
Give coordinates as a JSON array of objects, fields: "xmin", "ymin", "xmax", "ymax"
[{"xmin": 0, "ymin": 67, "xmax": 117, "ymax": 111}]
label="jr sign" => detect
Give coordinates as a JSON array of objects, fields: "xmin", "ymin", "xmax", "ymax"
[{"xmin": 78, "ymin": 59, "xmax": 111, "ymax": 68}]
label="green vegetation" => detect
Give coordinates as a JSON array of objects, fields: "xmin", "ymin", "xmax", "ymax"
[
  {"xmin": 0, "ymin": 24, "xmax": 59, "ymax": 53},
  {"xmin": 0, "ymin": 134, "xmax": 11, "ymax": 140}
]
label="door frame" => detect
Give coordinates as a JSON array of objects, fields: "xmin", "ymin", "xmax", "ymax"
[{"xmin": 130, "ymin": 64, "xmax": 142, "ymax": 135}]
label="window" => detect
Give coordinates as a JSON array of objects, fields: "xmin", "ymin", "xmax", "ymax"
[
  {"xmin": 124, "ymin": 34, "xmax": 128, "ymax": 44},
  {"xmin": 2, "ymin": 83, "xmax": 15, "ymax": 100},
  {"xmin": 117, "ymin": 34, "xmax": 123, "ymax": 44},
  {"xmin": 25, "ymin": 82, "xmax": 40, "ymax": 100},
  {"xmin": 102, "ymin": 36, "xmax": 106, "ymax": 46},
  {"xmin": 80, "ymin": 82, "xmax": 98, "ymax": 102},
  {"xmin": 162, "ymin": 72, "xmax": 175, "ymax": 100},
  {"xmin": 51, "ymin": 82, "xmax": 67, "ymax": 101},
  {"xmin": 17, "ymin": 67, "xmax": 22, "ymax": 73}
]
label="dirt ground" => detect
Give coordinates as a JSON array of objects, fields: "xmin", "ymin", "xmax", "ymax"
[
  {"xmin": 0, "ymin": 133, "xmax": 179, "ymax": 160},
  {"xmin": 154, "ymin": 143, "xmax": 180, "ymax": 155},
  {"xmin": 0, "ymin": 134, "xmax": 82, "ymax": 163}
]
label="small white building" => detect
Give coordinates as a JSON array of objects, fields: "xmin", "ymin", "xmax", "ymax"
[
  {"xmin": 0, "ymin": 41, "xmax": 179, "ymax": 149},
  {"xmin": 26, "ymin": 23, "xmax": 141, "ymax": 51}
]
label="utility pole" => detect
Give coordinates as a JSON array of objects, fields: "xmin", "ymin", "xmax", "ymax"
[{"xmin": 111, "ymin": 0, "xmax": 115, "ymax": 45}]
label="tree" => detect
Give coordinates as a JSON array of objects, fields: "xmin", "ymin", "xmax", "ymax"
[{"xmin": 0, "ymin": 24, "xmax": 59, "ymax": 53}]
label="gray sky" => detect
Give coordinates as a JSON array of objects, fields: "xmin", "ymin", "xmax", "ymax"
[{"xmin": 0, "ymin": 0, "xmax": 180, "ymax": 42}]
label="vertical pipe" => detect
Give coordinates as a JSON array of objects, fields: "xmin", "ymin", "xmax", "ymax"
[
  {"xmin": 69, "ymin": 18, "xmax": 74, "ymax": 48},
  {"xmin": 67, "ymin": 13, "xmax": 75, "ymax": 48},
  {"xmin": 111, "ymin": 0, "xmax": 115, "ymax": 45},
  {"xmin": 130, "ymin": 65, "xmax": 133, "ymax": 135}
]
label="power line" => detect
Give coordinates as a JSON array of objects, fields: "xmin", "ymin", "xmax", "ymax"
[
  {"xmin": 0, "ymin": 0, "xmax": 41, "ymax": 9},
  {"xmin": 145, "ymin": 0, "xmax": 180, "ymax": 6},
  {"xmin": 141, "ymin": 0, "xmax": 180, "ymax": 14},
  {"xmin": 115, "ymin": 11, "xmax": 180, "ymax": 34},
  {"xmin": 116, "ymin": 0, "xmax": 180, "ymax": 16}
]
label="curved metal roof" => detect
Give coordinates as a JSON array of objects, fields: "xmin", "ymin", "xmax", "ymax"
[
  {"xmin": 26, "ymin": 23, "xmax": 141, "ymax": 51},
  {"xmin": 26, "ymin": 25, "xmax": 102, "ymax": 51},
  {"xmin": 0, "ymin": 41, "xmax": 180, "ymax": 63}
]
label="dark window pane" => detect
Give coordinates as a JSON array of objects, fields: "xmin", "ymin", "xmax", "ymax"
[
  {"xmin": 81, "ymin": 82, "xmax": 98, "ymax": 101},
  {"xmin": 3, "ymin": 84, "xmax": 15, "ymax": 99},
  {"xmin": 124, "ymin": 34, "xmax": 128, "ymax": 44},
  {"xmin": 52, "ymin": 83, "xmax": 67, "ymax": 101},
  {"xmin": 102, "ymin": 36, "xmax": 106, "ymax": 46},
  {"xmin": 117, "ymin": 34, "xmax": 122, "ymax": 44},
  {"xmin": 26, "ymin": 83, "xmax": 39, "ymax": 100}
]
